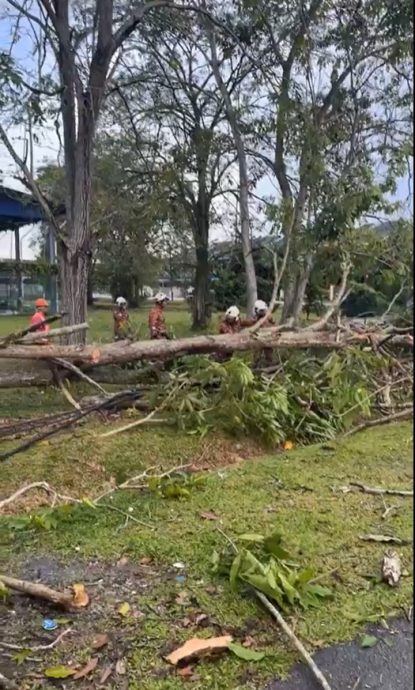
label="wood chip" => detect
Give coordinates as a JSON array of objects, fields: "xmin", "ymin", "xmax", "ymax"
[
  {"xmin": 165, "ymin": 635, "xmax": 233, "ymax": 665},
  {"xmin": 73, "ymin": 657, "xmax": 98, "ymax": 680},
  {"xmin": 99, "ymin": 664, "xmax": 113, "ymax": 684},
  {"xmin": 92, "ymin": 633, "xmax": 109, "ymax": 650}
]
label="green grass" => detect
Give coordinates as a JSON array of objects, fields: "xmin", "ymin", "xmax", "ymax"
[{"xmin": 1, "ymin": 422, "xmax": 412, "ymax": 689}]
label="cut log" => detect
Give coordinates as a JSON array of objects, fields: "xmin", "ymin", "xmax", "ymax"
[
  {"xmin": 0, "ymin": 329, "xmax": 410, "ymax": 368},
  {"xmin": 20, "ymin": 323, "xmax": 88, "ymax": 343},
  {"xmin": 0, "ymin": 575, "xmax": 74, "ymax": 609}
]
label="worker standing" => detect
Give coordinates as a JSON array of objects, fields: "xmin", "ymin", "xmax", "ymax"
[
  {"xmin": 148, "ymin": 292, "xmax": 170, "ymax": 339},
  {"xmin": 113, "ymin": 296, "xmax": 131, "ymax": 341},
  {"xmin": 30, "ymin": 298, "xmax": 50, "ymax": 343}
]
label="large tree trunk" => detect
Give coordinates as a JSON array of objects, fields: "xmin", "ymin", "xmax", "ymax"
[
  {"xmin": 282, "ymin": 254, "xmax": 314, "ymax": 325},
  {"xmin": 0, "ymin": 329, "xmax": 408, "ymax": 368},
  {"xmin": 192, "ymin": 203, "xmax": 210, "ymax": 330},
  {"xmin": 59, "ymin": 242, "xmax": 89, "ymax": 342}
]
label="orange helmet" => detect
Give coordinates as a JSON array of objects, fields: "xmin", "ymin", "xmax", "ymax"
[{"xmin": 35, "ymin": 298, "xmax": 48, "ymax": 308}]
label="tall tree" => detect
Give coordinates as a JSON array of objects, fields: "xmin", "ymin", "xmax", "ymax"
[
  {"xmin": 235, "ymin": 0, "xmax": 413, "ymax": 324},
  {"xmin": 109, "ymin": 14, "xmax": 240, "ymax": 327},
  {"xmin": 0, "ymin": 0, "xmax": 223, "ymax": 340}
]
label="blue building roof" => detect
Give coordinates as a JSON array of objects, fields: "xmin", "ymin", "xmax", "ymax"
[{"xmin": 0, "ymin": 185, "xmax": 59, "ymax": 231}]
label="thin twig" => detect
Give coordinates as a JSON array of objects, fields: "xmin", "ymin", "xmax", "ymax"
[
  {"xmin": 0, "ymin": 629, "xmax": 71, "ymax": 652},
  {"xmin": 343, "ymin": 408, "xmax": 413, "ymax": 437},
  {"xmin": 57, "ymin": 378, "xmax": 81, "ymax": 410},
  {"xmin": 0, "ymin": 670, "xmax": 18, "ymax": 690},
  {"xmin": 306, "ymin": 260, "xmax": 352, "ymax": 332},
  {"xmin": 98, "ymin": 503, "xmax": 154, "ymax": 529},
  {"xmin": 255, "ymin": 591, "xmax": 333, "ymax": 690},
  {"xmin": 52, "ymin": 358, "xmax": 108, "ymax": 396},
  {"xmin": 99, "ymin": 408, "xmax": 158, "ymax": 438},
  {"xmin": 349, "ymin": 482, "xmax": 413, "ymax": 497}
]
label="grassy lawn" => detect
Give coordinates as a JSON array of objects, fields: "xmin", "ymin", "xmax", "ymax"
[
  {"xmin": 0, "ymin": 305, "xmax": 412, "ymax": 689},
  {"xmin": 0, "ymin": 421, "xmax": 412, "ymax": 689}
]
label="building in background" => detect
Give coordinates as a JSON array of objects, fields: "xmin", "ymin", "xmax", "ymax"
[{"xmin": 0, "ymin": 186, "xmax": 60, "ymax": 313}]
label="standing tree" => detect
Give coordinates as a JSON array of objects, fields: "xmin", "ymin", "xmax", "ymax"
[
  {"xmin": 0, "ymin": 0, "xmax": 226, "ymax": 340},
  {"xmin": 109, "ymin": 14, "xmax": 240, "ymax": 327},
  {"xmin": 236, "ymin": 0, "xmax": 413, "ymax": 324}
]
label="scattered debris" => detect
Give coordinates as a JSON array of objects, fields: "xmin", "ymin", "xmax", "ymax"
[
  {"xmin": 0, "ymin": 575, "xmax": 82, "ymax": 610},
  {"xmin": 165, "ymin": 635, "xmax": 233, "ymax": 665},
  {"xmin": 0, "ymin": 670, "xmax": 18, "ymax": 690},
  {"xmin": 359, "ymin": 534, "xmax": 410, "ymax": 545},
  {"xmin": 228, "ymin": 642, "xmax": 265, "ymax": 661},
  {"xmin": 118, "ymin": 601, "xmax": 131, "ymax": 617},
  {"xmin": 44, "ymin": 665, "xmax": 76, "ymax": 679},
  {"xmin": 71, "ymin": 583, "xmax": 90, "ymax": 607},
  {"xmin": 99, "ymin": 664, "xmax": 113, "ymax": 684},
  {"xmin": 199, "ymin": 511, "xmax": 220, "ymax": 521},
  {"xmin": 177, "ymin": 666, "xmax": 194, "ymax": 677},
  {"xmin": 42, "ymin": 618, "xmax": 58, "ymax": 631},
  {"xmin": 381, "ymin": 505, "xmax": 399, "ymax": 520},
  {"xmin": 73, "ymin": 657, "xmax": 98, "ymax": 679},
  {"xmin": 255, "ymin": 591, "xmax": 333, "ymax": 690},
  {"xmin": 92, "ymin": 633, "xmax": 109, "ymax": 650},
  {"xmin": 172, "ymin": 562, "xmax": 185, "ymax": 569},
  {"xmin": 349, "ymin": 482, "xmax": 413, "ymax": 497},
  {"xmin": 115, "ymin": 658, "xmax": 127, "ymax": 675},
  {"xmin": 0, "ymin": 629, "xmax": 71, "ymax": 652},
  {"xmin": 381, "ymin": 551, "xmax": 402, "ymax": 587},
  {"xmin": 360, "ymin": 634, "xmax": 378, "ymax": 648}
]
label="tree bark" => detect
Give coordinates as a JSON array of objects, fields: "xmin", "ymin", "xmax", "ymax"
[
  {"xmin": 192, "ymin": 206, "xmax": 210, "ymax": 329},
  {"xmin": 282, "ymin": 254, "xmax": 314, "ymax": 324},
  {"xmin": 206, "ymin": 25, "xmax": 257, "ymax": 315},
  {"xmin": 0, "ymin": 330, "xmax": 409, "ymax": 367}
]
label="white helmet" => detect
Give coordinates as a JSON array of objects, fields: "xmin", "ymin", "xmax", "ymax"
[
  {"xmin": 115, "ymin": 296, "xmax": 127, "ymax": 305},
  {"xmin": 254, "ymin": 299, "xmax": 268, "ymax": 315},
  {"xmin": 225, "ymin": 305, "xmax": 240, "ymax": 321},
  {"xmin": 154, "ymin": 292, "xmax": 169, "ymax": 303}
]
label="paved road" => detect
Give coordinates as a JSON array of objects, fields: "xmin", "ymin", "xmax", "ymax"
[{"xmin": 266, "ymin": 618, "xmax": 413, "ymax": 690}]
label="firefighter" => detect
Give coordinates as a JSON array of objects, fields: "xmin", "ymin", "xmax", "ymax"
[
  {"xmin": 113, "ymin": 296, "xmax": 131, "ymax": 341},
  {"xmin": 148, "ymin": 292, "xmax": 170, "ymax": 339},
  {"xmin": 219, "ymin": 305, "xmax": 245, "ymax": 334},
  {"xmin": 30, "ymin": 298, "xmax": 50, "ymax": 344}
]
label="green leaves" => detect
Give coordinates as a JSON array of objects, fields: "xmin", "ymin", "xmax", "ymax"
[
  {"xmin": 219, "ymin": 531, "xmax": 333, "ymax": 612},
  {"xmin": 228, "ymin": 643, "xmax": 265, "ymax": 661},
  {"xmin": 360, "ymin": 634, "xmax": 378, "ymax": 649},
  {"xmin": 44, "ymin": 665, "xmax": 75, "ymax": 678},
  {"xmin": 147, "ymin": 471, "xmax": 206, "ymax": 500}
]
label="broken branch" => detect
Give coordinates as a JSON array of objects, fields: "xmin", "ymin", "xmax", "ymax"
[
  {"xmin": 0, "ymin": 575, "xmax": 74, "ymax": 609},
  {"xmin": 255, "ymin": 590, "xmax": 333, "ymax": 690},
  {"xmin": 349, "ymin": 482, "xmax": 413, "ymax": 497}
]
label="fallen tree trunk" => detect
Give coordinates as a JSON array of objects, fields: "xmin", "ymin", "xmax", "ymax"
[
  {"xmin": 0, "ymin": 329, "xmax": 411, "ymax": 367},
  {"xmin": 0, "ymin": 360, "xmax": 157, "ymax": 388}
]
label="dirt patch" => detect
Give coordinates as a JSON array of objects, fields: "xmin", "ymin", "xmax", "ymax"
[{"xmin": 0, "ymin": 556, "xmax": 169, "ymax": 688}]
